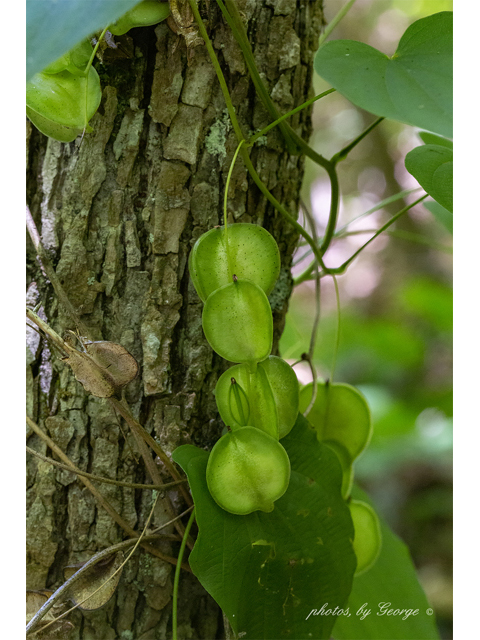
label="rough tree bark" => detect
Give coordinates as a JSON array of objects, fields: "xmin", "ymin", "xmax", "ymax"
[{"xmin": 26, "ymin": 1, "xmax": 325, "ymax": 638}]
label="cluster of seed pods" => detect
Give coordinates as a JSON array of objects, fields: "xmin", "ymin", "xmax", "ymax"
[
  {"xmin": 299, "ymin": 381, "xmax": 382, "ymax": 573},
  {"xmin": 189, "ymin": 223, "xmax": 300, "ymax": 515}
]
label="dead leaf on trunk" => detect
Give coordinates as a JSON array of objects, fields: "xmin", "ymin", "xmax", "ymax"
[
  {"xmin": 63, "ymin": 551, "xmax": 125, "ymax": 611},
  {"xmin": 63, "ymin": 339, "xmax": 138, "ymax": 398},
  {"xmin": 26, "ymin": 590, "xmax": 73, "ymax": 638}
]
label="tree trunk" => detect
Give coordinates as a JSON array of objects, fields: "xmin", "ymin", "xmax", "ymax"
[{"xmin": 26, "ymin": 2, "xmax": 324, "ymax": 637}]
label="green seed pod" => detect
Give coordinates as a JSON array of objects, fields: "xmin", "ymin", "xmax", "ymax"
[
  {"xmin": 42, "ymin": 51, "xmax": 72, "ymax": 75},
  {"xmin": 26, "ymin": 107, "xmax": 83, "ymax": 143},
  {"xmin": 109, "ymin": 1, "xmax": 171, "ymax": 35},
  {"xmin": 215, "ymin": 356, "xmax": 299, "ymax": 439},
  {"xmin": 43, "ymin": 39, "xmax": 94, "ymax": 76},
  {"xmin": 259, "ymin": 356, "xmax": 299, "ymax": 438},
  {"xmin": 206, "ymin": 427, "xmax": 291, "ymax": 515},
  {"xmin": 299, "ymin": 381, "xmax": 372, "ymax": 464},
  {"xmin": 26, "ymin": 67, "xmax": 102, "ymax": 140},
  {"xmin": 189, "ymin": 223, "xmax": 281, "ymax": 302},
  {"xmin": 215, "ymin": 364, "xmax": 278, "ymax": 439},
  {"xmin": 349, "ymin": 500, "xmax": 382, "ymax": 575},
  {"xmin": 228, "ymin": 376, "xmax": 250, "ymax": 427},
  {"xmin": 69, "ymin": 39, "xmax": 97, "ymax": 73},
  {"xmin": 325, "ymin": 441, "xmax": 354, "ymax": 500},
  {"xmin": 202, "ymin": 279, "xmax": 273, "ymax": 365}
]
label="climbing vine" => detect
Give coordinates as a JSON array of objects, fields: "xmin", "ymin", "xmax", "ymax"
[{"xmin": 26, "ymin": 1, "xmax": 452, "ymax": 639}]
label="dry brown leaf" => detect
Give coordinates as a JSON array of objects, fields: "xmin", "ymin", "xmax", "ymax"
[
  {"xmin": 26, "ymin": 590, "xmax": 74, "ymax": 638},
  {"xmin": 85, "ymin": 341, "xmax": 139, "ymax": 387},
  {"xmin": 63, "ymin": 551, "xmax": 125, "ymax": 611},
  {"xmin": 63, "ymin": 349, "xmax": 117, "ymax": 398},
  {"xmin": 63, "ymin": 340, "xmax": 138, "ymax": 398}
]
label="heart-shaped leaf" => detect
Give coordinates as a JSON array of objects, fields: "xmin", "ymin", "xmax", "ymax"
[
  {"xmin": 405, "ymin": 144, "xmax": 453, "ymax": 212},
  {"xmin": 418, "ymin": 132, "xmax": 452, "ymax": 149},
  {"xmin": 202, "ymin": 279, "xmax": 273, "ymax": 365},
  {"xmin": 26, "ymin": 0, "xmax": 143, "ymax": 80},
  {"xmin": 423, "ymin": 199, "xmax": 452, "ymax": 234},
  {"xmin": 173, "ymin": 414, "xmax": 356, "ymax": 640},
  {"xmin": 314, "ymin": 12, "xmax": 452, "ymax": 137},
  {"xmin": 189, "ymin": 223, "xmax": 280, "ymax": 302}
]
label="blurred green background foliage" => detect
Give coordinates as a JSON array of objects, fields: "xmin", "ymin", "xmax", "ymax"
[{"xmin": 280, "ymin": 1, "xmax": 453, "ymax": 637}]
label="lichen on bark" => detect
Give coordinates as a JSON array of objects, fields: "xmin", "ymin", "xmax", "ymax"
[{"xmin": 26, "ymin": 2, "xmax": 325, "ymax": 637}]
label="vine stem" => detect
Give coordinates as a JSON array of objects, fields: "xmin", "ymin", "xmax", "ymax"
[
  {"xmin": 300, "ymin": 201, "xmax": 321, "ymax": 417},
  {"xmin": 335, "ymin": 188, "xmax": 420, "ymax": 234},
  {"xmin": 187, "ymin": 0, "xmax": 331, "ymax": 272},
  {"xmin": 331, "ymin": 117, "xmax": 384, "ymax": 164},
  {"xmin": 330, "ymin": 275, "xmax": 341, "ymax": 382},
  {"xmin": 187, "ymin": 0, "xmax": 244, "ymax": 142},
  {"xmin": 172, "ymin": 509, "xmax": 196, "ymax": 640},
  {"xmin": 218, "ymin": 0, "xmax": 299, "ymax": 154},
  {"xmin": 294, "ymin": 195, "xmax": 428, "ymax": 284},
  {"xmin": 223, "ymin": 139, "xmax": 245, "ymax": 280},
  {"xmin": 317, "ymin": 0, "xmax": 358, "ymax": 48},
  {"xmin": 82, "ymin": 25, "xmax": 109, "ymax": 135},
  {"xmin": 248, "ymin": 88, "xmax": 336, "ymax": 146},
  {"xmin": 328, "ymin": 195, "xmax": 428, "ymax": 274}
]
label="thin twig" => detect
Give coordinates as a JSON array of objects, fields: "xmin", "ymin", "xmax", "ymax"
[
  {"xmin": 109, "ymin": 397, "xmax": 193, "ymax": 507},
  {"xmin": 26, "ymin": 507, "xmax": 193, "ymax": 635},
  {"xmin": 300, "ymin": 201, "xmax": 321, "ymax": 417},
  {"xmin": 26, "ymin": 446, "xmax": 186, "ymax": 491},
  {"xmin": 172, "ymin": 509, "xmax": 196, "ymax": 640},
  {"xmin": 317, "ymin": 0, "xmax": 358, "ymax": 48},
  {"xmin": 37, "ymin": 486, "xmax": 162, "ymax": 635},
  {"xmin": 26, "ymin": 307, "xmax": 69, "ymax": 356},
  {"xmin": 26, "ymin": 205, "xmax": 91, "ymax": 338},
  {"xmin": 25, "ymin": 309, "xmax": 193, "ymax": 547},
  {"xmin": 301, "ymin": 353, "xmax": 318, "ymax": 418},
  {"xmin": 26, "ymin": 416, "xmax": 182, "ymax": 566},
  {"xmin": 330, "ymin": 275, "xmax": 341, "ymax": 382}
]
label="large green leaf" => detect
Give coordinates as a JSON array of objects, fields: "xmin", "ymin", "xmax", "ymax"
[
  {"xmin": 405, "ymin": 144, "xmax": 453, "ymax": 212},
  {"xmin": 173, "ymin": 414, "xmax": 356, "ymax": 640},
  {"xmin": 26, "ymin": 0, "xmax": 142, "ymax": 81},
  {"xmin": 423, "ymin": 200, "xmax": 453, "ymax": 234},
  {"xmin": 314, "ymin": 12, "xmax": 452, "ymax": 137},
  {"xmin": 332, "ymin": 487, "xmax": 440, "ymax": 640},
  {"xmin": 418, "ymin": 132, "xmax": 453, "ymax": 149}
]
